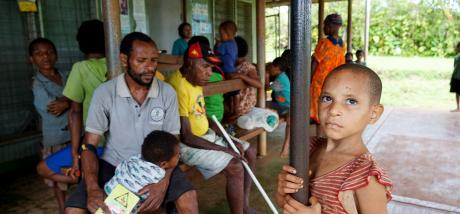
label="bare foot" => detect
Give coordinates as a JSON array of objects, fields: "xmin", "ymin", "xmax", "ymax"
[
  {"xmin": 450, "ymin": 109, "xmax": 460, "ymax": 112},
  {"xmin": 280, "ymin": 150, "xmax": 289, "ymax": 158}
]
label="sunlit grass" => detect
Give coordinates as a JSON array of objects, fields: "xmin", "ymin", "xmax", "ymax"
[{"xmin": 367, "ymin": 56, "xmax": 455, "ymax": 108}]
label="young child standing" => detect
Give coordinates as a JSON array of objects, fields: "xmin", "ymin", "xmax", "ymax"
[
  {"xmin": 215, "ymin": 20, "xmax": 238, "ymax": 77},
  {"xmin": 267, "ymin": 57, "xmax": 291, "ymax": 157},
  {"xmin": 29, "ymin": 38, "xmax": 74, "ymax": 213},
  {"xmin": 215, "ymin": 20, "xmax": 241, "ymax": 120},
  {"xmin": 277, "ymin": 64, "xmax": 392, "ymax": 214},
  {"xmin": 104, "ymin": 130, "xmax": 180, "ymax": 212},
  {"xmin": 355, "ymin": 49, "xmax": 366, "ymax": 66},
  {"xmin": 450, "ymin": 41, "xmax": 460, "ymax": 112}
]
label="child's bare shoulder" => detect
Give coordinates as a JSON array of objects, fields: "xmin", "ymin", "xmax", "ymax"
[{"xmin": 343, "ymin": 154, "xmax": 392, "ymax": 195}]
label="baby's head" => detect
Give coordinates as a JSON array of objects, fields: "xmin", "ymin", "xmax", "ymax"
[
  {"xmin": 219, "ymin": 20, "xmax": 237, "ymax": 41},
  {"xmin": 142, "ymin": 131, "xmax": 180, "ymax": 169},
  {"xmin": 319, "ymin": 64, "xmax": 384, "ymax": 140},
  {"xmin": 456, "ymin": 41, "xmax": 460, "ymax": 53}
]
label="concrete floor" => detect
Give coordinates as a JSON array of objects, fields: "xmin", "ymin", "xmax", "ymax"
[
  {"xmin": 366, "ymin": 107, "xmax": 460, "ymax": 213},
  {"xmin": 1, "ymin": 107, "xmax": 459, "ymax": 213}
]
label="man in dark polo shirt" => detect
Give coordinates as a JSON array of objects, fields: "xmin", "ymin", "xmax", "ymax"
[{"xmin": 65, "ymin": 32, "xmax": 197, "ymax": 214}]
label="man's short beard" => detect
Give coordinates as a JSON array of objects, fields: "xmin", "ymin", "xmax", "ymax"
[{"xmin": 126, "ymin": 63, "xmax": 152, "ymax": 87}]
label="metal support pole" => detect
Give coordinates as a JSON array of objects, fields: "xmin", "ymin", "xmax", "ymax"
[
  {"xmin": 347, "ymin": 0, "xmax": 352, "ymax": 53},
  {"xmin": 37, "ymin": 0, "xmax": 45, "ymax": 37},
  {"xmin": 102, "ymin": 0, "xmax": 122, "ymax": 79},
  {"xmin": 290, "ymin": 0, "xmax": 311, "ymax": 204},
  {"xmin": 318, "ymin": 0, "xmax": 324, "ymax": 40},
  {"xmin": 25, "ymin": 12, "xmax": 38, "ymax": 41},
  {"xmin": 256, "ymin": 0, "xmax": 267, "ymax": 157},
  {"xmin": 182, "ymin": 0, "xmax": 187, "ymax": 22},
  {"xmin": 364, "ymin": 0, "xmax": 371, "ymax": 62}
]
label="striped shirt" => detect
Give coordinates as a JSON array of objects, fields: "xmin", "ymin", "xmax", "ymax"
[{"xmin": 310, "ymin": 138, "xmax": 392, "ymax": 214}]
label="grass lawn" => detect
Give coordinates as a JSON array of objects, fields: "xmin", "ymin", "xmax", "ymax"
[{"xmin": 367, "ymin": 56, "xmax": 455, "ymax": 108}]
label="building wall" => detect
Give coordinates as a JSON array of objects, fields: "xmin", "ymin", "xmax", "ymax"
[
  {"xmin": 0, "ymin": 0, "xmax": 34, "ymax": 139},
  {"xmin": 145, "ymin": 0, "xmax": 183, "ymax": 53}
]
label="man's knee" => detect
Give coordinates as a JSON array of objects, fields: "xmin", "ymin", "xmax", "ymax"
[
  {"xmin": 65, "ymin": 207, "xmax": 87, "ymax": 214},
  {"xmin": 176, "ymin": 190, "xmax": 198, "ymax": 214},
  {"xmin": 224, "ymin": 158, "xmax": 244, "ymax": 176}
]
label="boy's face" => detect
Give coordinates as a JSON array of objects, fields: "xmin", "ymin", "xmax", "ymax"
[
  {"xmin": 161, "ymin": 145, "xmax": 180, "ymax": 169},
  {"xmin": 30, "ymin": 43, "xmax": 57, "ymax": 71},
  {"xmin": 318, "ymin": 70, "xmax": 383, "ymax": 141}
]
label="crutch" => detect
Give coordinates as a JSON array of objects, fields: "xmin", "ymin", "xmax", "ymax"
[{"xmin": 212, "ymin": 115, "xmax": 279, "ymax": 214}]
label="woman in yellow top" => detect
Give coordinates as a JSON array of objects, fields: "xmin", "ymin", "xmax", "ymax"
[{"xmin": 311, "ymin": 13, "xmax": 346, "ymax": 125}]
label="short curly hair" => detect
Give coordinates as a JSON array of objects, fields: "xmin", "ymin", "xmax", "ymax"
[
  {"xmin": 76, "ymin": 19, "xmax": 105, "ymax": 55},
  {"xmin": 235, "ymin": 36, "xmax": 248, "ymax": 58},
  {"xmin": 219, "ymin": 20, "xmax": 237, "ymax": 37},
  {"xmin": 120, "ymin": 32, "xmax": 157, "ymax": 57},
  {"xmin": 142, "ymin": 131, "xmax": 179, "ymax": 164},
  {"xmin": 28, "ymin": 38, "xmax": 57, "ymax": 56},
  {"xmin": 178, "ymin": 22, "xmax": 191, "ymax": 38}
]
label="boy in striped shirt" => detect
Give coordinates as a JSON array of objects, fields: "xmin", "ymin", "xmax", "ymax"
[{"xmin": 277, "ymin": 64, "xmax": 392, "ymax": 214}]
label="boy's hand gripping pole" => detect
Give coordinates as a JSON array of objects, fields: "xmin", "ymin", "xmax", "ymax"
[{"xmin": 212, "ymin": 115, "xmax": 279, "ymax": 214}]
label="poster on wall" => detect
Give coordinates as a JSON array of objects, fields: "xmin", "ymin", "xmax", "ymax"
[
  {"xmin": 133, "ymin": 0, "xmax": 147, "ymax": 34},
  {"xmin": 120, "ymin": 0, "xmax": 131, "ymax": 36},
  {"xmin": 191, "ymin": 2, "xmax": 211, "ymax": 35}
]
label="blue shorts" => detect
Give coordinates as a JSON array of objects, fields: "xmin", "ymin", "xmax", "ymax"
[{"xmin": 45, "ymin": 145, "xmax": 104, "ymax": 174}]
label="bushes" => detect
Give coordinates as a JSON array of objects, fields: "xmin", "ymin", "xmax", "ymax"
[{"xmin": 266, "ymin": 0, "xmax": 460, "ymax": 58}]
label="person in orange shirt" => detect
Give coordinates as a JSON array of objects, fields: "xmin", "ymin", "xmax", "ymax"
[{"xmin": 311, "ymin": 13, "xmax": 346, "ymax": 134}]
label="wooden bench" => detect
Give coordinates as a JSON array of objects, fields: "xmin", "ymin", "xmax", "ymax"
[
  {"xmin": 203, "ymin": 79, "xmax": 269, "ymax": 141},
  {"xmin": 157, "ymin": 54, "xmax": 278, "ymax": 155},
  {"xmin": 157, "ymin": 54, "xmax": 182, "ymax": 75}
]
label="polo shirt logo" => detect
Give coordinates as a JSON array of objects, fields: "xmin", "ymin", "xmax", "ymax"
[{"xmin": 150, "ymin": 107, "xmax": 164, "ymax": 122}]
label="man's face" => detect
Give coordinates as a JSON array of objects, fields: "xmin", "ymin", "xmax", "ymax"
[
  {"xmin": 30, "ymin": 43, "xmax": 57, "ymax": 71},
  {"xmin": 124, "ymin": 40, "xmax": 159, "ymax": 86},
  {"xmin": 319, "ymin": 70, "xmax": 382, "ymax": 141},
  {"xmin": 189, "ymin": 59, "xmax": 213, "ymax": 86}
]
